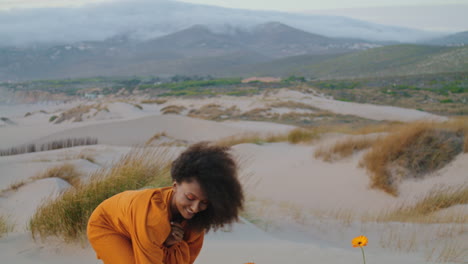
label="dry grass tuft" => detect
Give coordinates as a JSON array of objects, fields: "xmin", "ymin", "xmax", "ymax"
[
  {"xmin": 434, "ymin": 241, "xmax": 468, "ymax": 263},
  {"xmin": 145, "ymin": 132, "xmax": 168, "ymax": 145},
  {"xmin": 133, "ymin": 104, "xmax": 143, "ymax": 110},
  {"xmin": 450, "ymin": 116, "xmax": 468, "ymax": 153},
  {"xmin": 29, "ymin": 147, "xmax": 173, "ymax": 242},
  {"xmin": 314, "ymin": 136, "xmax": 380, "ymax": 162},
  {"xmin": 6, "ymin": 180, "xmax": 27, "ymax": 192},
  {"xmin": 161, "ymin": 105, "xmax": 186, "ymax": 115},
  {"xmin": 287, "ymin": 128, "xmax": 320, "ymax": 144},
  {"xmin": 240, "ymin": 107, "xmax": 271, "ymax": 119},
  {"xmin": 188, "ymin": 104, "xmax": 240, "ymax": 120},
  {"xmin": 0, "ymin": 215, "xmax": 13, "ymax": 237},
  {"xmin": 379, "ymin": 185, "xmax": 468, "ymax": 223},
  {"xmin": 53, "ymin": 104, "xmax": 108, "ymax": 124},
  {"xmin": 141, "ymin": 99, "xmax": 167, "ymax": 104},
  {"xmin": 268, "ymin": 101, "xmax": 321, "ymax": 111},
  {"xmin": 33, "ymin": 164, "xmax": 82, "ymax": 187},
  {"xmin": 361, "ymin": 122, "xmax": 465, "ymax": 195},
  {"xmin": 216, "ymin": 132, "xmax": 288, "ymax": 147},
  {"xmin": 75, "ymin": 152, "xmax": 97, "ymax": 164}
]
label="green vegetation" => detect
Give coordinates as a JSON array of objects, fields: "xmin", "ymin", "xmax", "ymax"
[
  {"xmin": 141, "ymin": 78, "xmax": 242, "ymax": 91},
  {"xmin": 304, "ymin": 72, "xmax": 468, "ymax": 116}
]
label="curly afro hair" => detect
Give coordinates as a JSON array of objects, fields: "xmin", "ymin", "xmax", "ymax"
[{"xmin": 171, "ymin": 142, "xmax": 244, "ymax": 232}]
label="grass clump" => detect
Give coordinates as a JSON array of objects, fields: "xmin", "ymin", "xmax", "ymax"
[
  {"xmin": 29, "ymin": 147, "xmax": 173, "ymax": 242},
  {"xmin": 145, "ymin": 132, "xmax": 168, "ymax": 145},
  {"xmin": 315, "ymin": 136, "xmax": 379, "ymax": 162},
  {"xmin": 0, "ymin": 215, "xmax": 13, "ymax": 237},
  {"xmin": 380, "ymin": 185, "xmax": 468, "ymax": 223},
  {"xmin": 188, "ymin": 104, "xmax": 240, "ymax": 120},
  {"xmin": 361, "ymin": 122, "xmax": 466, "ymax": 196},
  {"xmin": 33, "ymin": 164, "xmax": 82, "ymax": 187},
  {"xmin": 161, "ymin": 105, "xmax": 186, "ymax": 115},
  {"xmin": 141, "ymin": 99, "xmax": 167, "ymax": 104},
  {"xmin": 287, "ymin": 128, "xmax": 320, "ymax": 144},
  {"xmin": 216, "ymin": 132, "xmax": 288, "ymax": 147}
]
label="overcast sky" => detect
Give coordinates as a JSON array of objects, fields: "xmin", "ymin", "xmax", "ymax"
[{"xmin": 0, "ymin": 0, "xmax": 466, "ymax": 11}]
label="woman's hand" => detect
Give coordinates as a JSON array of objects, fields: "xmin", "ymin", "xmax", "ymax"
[{"xmin": 163, "ymin": 222, "xmax": 184, "ymax": 247}]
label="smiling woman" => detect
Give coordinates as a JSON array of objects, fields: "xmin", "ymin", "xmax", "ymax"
[{"xmin": 87, "ymin": 142, "xmax": 244, "ymax": 264}]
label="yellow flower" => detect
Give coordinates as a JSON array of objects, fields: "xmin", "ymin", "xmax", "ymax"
[{"xmin": 352, "ymin": 235, "xmax": 368, "ymax": 247}]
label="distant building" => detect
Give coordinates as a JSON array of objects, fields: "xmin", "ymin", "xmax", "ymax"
[{"xmin": 241, "ymin": 77, "xmax": 281, "ymax": 83}]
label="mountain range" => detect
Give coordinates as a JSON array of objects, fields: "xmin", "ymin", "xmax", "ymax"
[
  {"xmin": 0, "ymin": 22, "xmax": 381, "ymax": 81},
  {"xmin": 0, "ymin": 21, "xmax": 466, "ymax": 82}
]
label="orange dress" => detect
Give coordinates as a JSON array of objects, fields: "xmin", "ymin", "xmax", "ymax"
[{"xmin": 87, "ymin": 187, "xmax": 204, "ymax": 264}]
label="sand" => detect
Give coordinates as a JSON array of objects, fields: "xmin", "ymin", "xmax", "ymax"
[{"xmin": 0, "ymin": 91, "xmax": 465, "ymax": 264}]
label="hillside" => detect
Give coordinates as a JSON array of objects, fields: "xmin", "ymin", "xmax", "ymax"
[
  {"xmin": 424, "ymin": 31, "xmax": 468, "ymax": 46},
  {"xmin": 0, "ymin": 23, "xmax": 378, "ymax": 81},
  {"xmin": 232, "ymin": 45, "xmax": 468, "ymax": 79}
]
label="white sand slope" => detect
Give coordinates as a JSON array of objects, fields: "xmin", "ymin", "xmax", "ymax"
[
  {"xmin": 0, "ymin": 220, "xmax": 432, "ymax": 264},
  {"xmin": 272, "ymin": 90, "xmax": 447, "ymax": 122},
  {"xmin": 30, "ymin": 115, "xmax": 295, "ymax": 147},
  {"xmin": 0, "ymin": 178, "xmax": 71, "ymax": 232}
]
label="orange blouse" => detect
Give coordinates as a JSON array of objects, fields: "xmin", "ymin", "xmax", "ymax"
[{"xmin": 87, "ymin": 187, "xmax": 204, "ymax": 264}]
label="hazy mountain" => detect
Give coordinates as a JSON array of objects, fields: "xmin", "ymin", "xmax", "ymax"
[
  {"xmin": 424, "ymin": 31, "xmax": 468, "ymax": 46},
  {"xmin": 0, "ymin": 0, "xmax": 442, "ymax": 47},
  {"xmin": 0, "ymin": 23, "xmax": 380, "ymax": 81}
]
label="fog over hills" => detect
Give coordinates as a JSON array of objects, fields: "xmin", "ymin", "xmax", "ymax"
[
  {"xmin": 0, "ymin": 0, "xmax": 443, "ymax": 47},
  {"xmin": 0, "ymin": 23, "xmax": 381, "ymax": 81}
]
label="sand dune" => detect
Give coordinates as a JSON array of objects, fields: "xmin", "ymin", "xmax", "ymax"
[{"xmin": 0, "ymin": 94, "xmax": 465, "ymax": 264}]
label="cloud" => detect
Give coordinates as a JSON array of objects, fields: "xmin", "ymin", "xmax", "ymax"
[{"xmin": 0, "ymin": 0, "xmax": 443, "ymax": 47}]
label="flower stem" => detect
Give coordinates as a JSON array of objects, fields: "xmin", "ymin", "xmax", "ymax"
[{"xmin": 360, "ymin": 246, "xmax": 366, "ymax": 264}]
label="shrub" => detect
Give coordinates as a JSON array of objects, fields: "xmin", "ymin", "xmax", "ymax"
[
  {"xmin": 315, "ymin": 136, "xmax": 379, "ymax": 162},
  {"xmin": 361, "ymin": 122, "xmax": 465, "ymax": 196},
  {"xmin": 49, "ymin": 115, "xmax": 58, "ymax": 122},
  {"xmin": 188, "ymin": 104, "xmax": 240, "ymax": 120},
  {"xmin": 29, "ymin": 147, "xmax": 173, "ymax": 241},
  {"xmin": 133, "ymin": 104, "xmax": 143, "ymax": 110},
  {"xmin": 140, "ymin": 99, "xmax": 167, "ymax": 104}
]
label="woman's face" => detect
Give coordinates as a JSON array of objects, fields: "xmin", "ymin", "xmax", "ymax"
[{"xmin": 172, "ymin": 179, "xmax": 209, "ymax": 220}]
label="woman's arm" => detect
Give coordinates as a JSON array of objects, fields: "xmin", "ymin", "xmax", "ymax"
[{"xmin": 163, "ymin": 231, "xmax": 204, "ymax": 264}]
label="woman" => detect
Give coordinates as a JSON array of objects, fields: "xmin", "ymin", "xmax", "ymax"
[{"xmin": 87, "ymin": 142, "xmax": 244, "ymax": 264}]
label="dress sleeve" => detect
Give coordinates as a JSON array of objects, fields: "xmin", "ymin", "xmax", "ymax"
[{"xmin": 163, "ymin": 231, "xmax": 204, "ymax": 264}]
